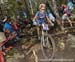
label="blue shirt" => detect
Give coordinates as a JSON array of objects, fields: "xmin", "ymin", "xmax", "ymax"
[
  {"xmin": 3, "ymin": 22, "xmax": 14, "ymax": 33},
  {"xmin": 36, "ymin": 11, "xmax": 47, "ymax": 21}
]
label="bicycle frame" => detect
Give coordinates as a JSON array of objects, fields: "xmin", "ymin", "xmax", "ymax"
[
  {"xmin": 41, "ymin": 23, "xmax": 49, "ymax": 47},
  {"xmin": 40, "ymin": 23, "xmax": 56, "ymax": 60}
]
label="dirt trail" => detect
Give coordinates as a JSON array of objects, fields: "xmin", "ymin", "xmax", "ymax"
[{"xmin": 0, "ymin": 28, "xmax": 75, "ymax": 62}]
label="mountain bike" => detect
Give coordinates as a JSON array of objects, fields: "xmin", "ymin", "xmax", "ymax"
[{"xmin": 38, "ymin": 23, "xmax": 56, "ymax": 61}]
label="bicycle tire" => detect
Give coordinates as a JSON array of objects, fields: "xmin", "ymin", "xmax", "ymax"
[{"xmin": 40, "ymin": 33, "xmax": 56, "ymax": 61}]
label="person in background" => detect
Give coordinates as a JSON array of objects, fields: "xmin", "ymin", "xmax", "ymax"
[
  {"xmin": 11, "ymin": 20, "xmax": 20, "ymax": 36},
  {"xmin": 3, "ymin": 17, "xmax": 14, "ymax": 36},
  {"xmin": 2, "ymin": 17, "xmax": 17, "ymax": 52},
  {"xmin": 61, "ymin": 5, "xmax": 73, "ymax": 30},
  {"xmin": 47, "ymin": 10, "xmax": 55, "ymax": 26},
  {"xmin": 67, "ymin": 0, "xmax": 73, "ymax": 11}
]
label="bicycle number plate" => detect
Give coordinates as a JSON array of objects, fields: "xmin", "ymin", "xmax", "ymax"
[{"xmin": 42, "ymin": 24, "xmax": 49, "ymax": 30}]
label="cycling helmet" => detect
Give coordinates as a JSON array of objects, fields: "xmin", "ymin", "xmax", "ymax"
[{"xmin": 39, "ymin": 3, "xmax": 46, "ymax": 10}]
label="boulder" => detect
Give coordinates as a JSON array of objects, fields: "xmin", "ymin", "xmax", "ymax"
[{"xmin": 0, "ymin": 32, "xmax": 6, "ymax": 43}]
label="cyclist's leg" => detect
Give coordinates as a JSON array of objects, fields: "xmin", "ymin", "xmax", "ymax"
[
  {"xmin": 36, "ymin": 26, "xmax": 40, "ymax": 39},
  {"xmin": 67, "ymin": 17, "xmax": 73, "ymax": 27},
  {"xmin": 60, "ymin": 18, "xmax": 64, "ymax": 31},
  {"xmin": 61, "ymin": 14, "xmax": 66, "ymax": 30},
  {"xmin": 36, "ymin": 20, "xmax": 41, "ymax": 40},
  {"xmin": 61, "ymin": 20, "xmax": 64, "ymax": 27},
  {"xmin": 37, "ymin": 20, "xmax": 45, "ymax": 39}
]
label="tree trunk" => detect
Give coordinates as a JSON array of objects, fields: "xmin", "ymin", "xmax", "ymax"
[
  {"xmin": 51, "ymin": 0, "xmax": 60, "ymax": 18},
  {"xmin": 24, "ymin": 0, "xmax": 30, "ymax": 20},
  {"xmin": 51, "ymin": 0, "xmax": 62, "ymax": 30}
]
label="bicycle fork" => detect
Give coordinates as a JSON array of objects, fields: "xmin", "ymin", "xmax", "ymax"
[
  {"xmin": 41, "ymin": 30, "xmax": 45, "ymax": 47},
  {"xmin": 42, "ymin": 30, "xmax": 49, "ymax": 47}
]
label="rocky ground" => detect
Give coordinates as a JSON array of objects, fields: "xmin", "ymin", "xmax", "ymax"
[
  {"xmin": 5, "ymin": 32, "xmax": 75, "ymax": 62},
  {"xmin": 0, "ymin": 28, "xmax": 75, "ymax": 62}
]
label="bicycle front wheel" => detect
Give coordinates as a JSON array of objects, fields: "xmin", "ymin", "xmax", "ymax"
[{"xmin": 41, "ymin": 34, "xmax": 56, "ymax": 61}]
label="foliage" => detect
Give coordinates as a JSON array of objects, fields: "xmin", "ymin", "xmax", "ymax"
[{"xmin": 0, "ymin": 0, "xmax": 68, "ymax": 19}]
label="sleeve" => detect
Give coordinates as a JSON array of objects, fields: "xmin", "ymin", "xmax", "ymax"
[{"xmin": 35, "ymin": 11, "xmax": 39, "ymax": 17}]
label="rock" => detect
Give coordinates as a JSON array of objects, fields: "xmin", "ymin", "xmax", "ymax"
[
  {"xmin": 19, "ymin": 54, "xmax": 25, "ymax": 58},
  {"xmin": 0, "ymin": 32, "xmax": 6, "ymax": 43},
  {"xmin": 67, "ymin": 34, "xmax": 75, "ymax": 48},
  {"xmin": 58, "ymin": 42, "xmax": 65, "ymax": 50},
  {"xmin": 7, "ymin": 58, "xmax": 19, "ymax": 62},
  {"xmin": 70, "ymin": 45, "xmax": 75, "ymax": 48},
  {"xmin": 14, "ymin": 53, "xmax": 20, "ymax": 59}
]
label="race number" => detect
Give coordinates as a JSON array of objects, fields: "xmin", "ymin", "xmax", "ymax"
[{"xmin": 42, "ymin": 24, "xmax": 49, "ymax": 30}]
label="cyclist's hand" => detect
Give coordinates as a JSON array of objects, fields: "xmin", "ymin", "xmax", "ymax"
[{"xmin": 33, "ymin": 20, "xmax": 37, "ymax": 25}]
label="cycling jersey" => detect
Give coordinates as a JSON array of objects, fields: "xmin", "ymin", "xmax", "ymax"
[{"xmin": 35, "ymin": 11, "xmax": 47, "ymax": 24}]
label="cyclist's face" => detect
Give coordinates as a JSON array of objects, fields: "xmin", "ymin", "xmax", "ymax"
[{"xmin": 40, "ymin": 8, "xmax": 45, "ymax": 13}]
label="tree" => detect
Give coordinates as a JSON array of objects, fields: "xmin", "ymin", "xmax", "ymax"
[{"xmin": 50, "ymin": 0, "xmax": 64, "ymax": 30}]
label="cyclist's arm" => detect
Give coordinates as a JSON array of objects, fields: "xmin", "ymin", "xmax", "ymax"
[
  {"xmin": 33, "ymin": 12, "xmax": 39, "ymax": 21},
  {"xmin": 46, "ymin": 16, "xmax": 53, "ymax": 24},
  {"xmin": 33, "ymin": 16, "xmax": 37, "ymax": 21}
]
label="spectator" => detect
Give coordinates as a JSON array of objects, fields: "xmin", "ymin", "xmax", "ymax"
[
  {"xmin": 61, "ymin": 5, "xmax": 73, "ymax": 30},
  {"xmin": 47, "ymin": 10, "xmax": 55, "ymax": 24},
  {"xmin": 67, "ymin": 1, "xmax": 73, "ymax": 11}
]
